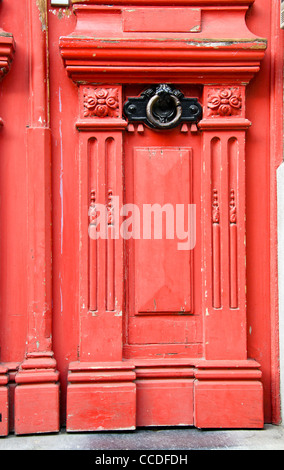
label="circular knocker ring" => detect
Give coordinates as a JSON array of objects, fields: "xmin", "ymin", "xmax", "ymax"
[{"xmin": 146, "ymin": 92, "xmax": 182, "ymax": 129}]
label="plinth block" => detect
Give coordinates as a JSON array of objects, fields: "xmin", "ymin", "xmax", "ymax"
[
  {"xmin": 136, "ymin": 379, "xmax": 194, "ymax": 427},
  {"xmin": 0, "ymin": 366, "xmax": 9, "ymax": 436},
  {"xmin": 194, "ymin": 361, "xmax": 264, "ymax": 428},
  {"xmin": 14, "ymin": 357, "xmax": 60, "ymax": 435},
  {"xmin": 66, "ymin": 362, "xmax": 136, "ymax": 432},
  {"xmin": 135, "ymin": 364, "xmax": 195, "ymax": 427},
  {"xmin": 14, "ymin": 383, "xmax": 60, "ymax": 435}
]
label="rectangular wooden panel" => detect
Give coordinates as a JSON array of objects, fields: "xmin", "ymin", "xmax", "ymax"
[
  {"xmin": 67, "ymin": 383, "xmax": 136, "ymax": 431},
  {"xmin": 14, "ymin": 384, "xmax": 60, "ymax": 435},
  {"xmin": 136, "ymin": 379, "xmax": 194, "ymax": 427},
  {"xmin": 122, "ymin": 8, "xmax": 201, "ymax": 33},
  {"xmin": 194, "ymin": 380, "xmax": 264, "ymax": 429},
  {"xmin": 128, "ymin": 316, "xmax": 201, "ymax": 344},
  {"xmin": 133, "ymin": 147, "xmax": 193, "ymax": 316}
]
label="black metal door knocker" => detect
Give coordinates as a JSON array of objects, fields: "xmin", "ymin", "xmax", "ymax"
[{"xmin": 123, "ymin": 84, "xmax": 202, "ymax": 130}]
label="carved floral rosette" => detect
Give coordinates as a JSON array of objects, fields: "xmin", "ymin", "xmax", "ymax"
[
  {"xmin": 83, "ymin": 87, "xmax": 119, "ymax": 118},
  {"xmin": 207, "ymin": 87, "xmax": 242, "ymax": 117}
]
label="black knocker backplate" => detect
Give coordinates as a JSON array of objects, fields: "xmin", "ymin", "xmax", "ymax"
[{"xmin": 123, "ymin": 84, "xmax": 202, "ymax": 130}]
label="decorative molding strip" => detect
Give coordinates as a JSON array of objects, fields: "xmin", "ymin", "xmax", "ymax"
[
  {"xmin": 212, "ymin": 190, "xmax": 221, "ymax": 309},
  {"xmin": 89, "ymin": 189, "xmax": 97, "ymax": 224},
  {"xmin": 76, "ymin": 119, "xmax": 127, "ymax": 131},
  {"xmin": 107, "ymin": 189, "xmax": 114, "ymax": 226},
  {"xmin": 71, "ymin": 0, "xmax": 255, "ymax": 5},
  {"xmin": 212, "ymin": 189, "xmax": 220, "ymax": 224},
  {"xmin": 229, "ymin": 189, "xmax": 237, "ymax": 224},
  {"xmin": 198, "ymin": 118, "xmax": 251, "ymax": 130},
  {"xmin": 60, "ymin": 5, "xmax": 266, "ymax": 85}
]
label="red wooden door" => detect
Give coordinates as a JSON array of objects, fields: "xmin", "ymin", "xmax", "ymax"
[
  {"xmin": 123, "ymin": 86, "xmax": 202, "ymax": 362},
  {"xmin": 122, "ymin": 86, "xmax": 202, "ymax": 426},
  {"xmin": 0, "ymin": 0, "xmax": 282, "ymax": 436},
  {"xmin": 58, "ymin": 1, "xmax": 268, "ymax": 431}
]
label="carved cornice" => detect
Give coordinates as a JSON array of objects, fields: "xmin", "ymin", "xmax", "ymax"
[{"xmin": 60, "ymin": 1, "xmax": 266, "ymax": 84}]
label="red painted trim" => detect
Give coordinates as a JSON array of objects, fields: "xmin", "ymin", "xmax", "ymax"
[
  {"xmin": 60, "ymin": 3, "xmax": 266, "ymax": 85},
  {"xmin": 269, "ymin": 0, "xmax": 284, "ymax": 425},
  {"xmin": 71, "ymin": 0, "xmax": 256, "ymax": 5}
]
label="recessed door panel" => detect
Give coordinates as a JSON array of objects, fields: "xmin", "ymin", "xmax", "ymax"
[
  {"xmin": 134, "ymin": 147, "xmax": 192, "ymax": 315},
  {"xmin": 123, "ymin": 116, "xmax": 202, "ymax": 358}
]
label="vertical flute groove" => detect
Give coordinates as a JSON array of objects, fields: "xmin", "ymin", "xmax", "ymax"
[
  {"xmin": 228, "ymin": 137, "xmax": 238, "ymax": 308},
  {"xmin": 106, "ymin": 138, "xmax": 115, "ymax": 311},
  {"xmin": 88, "ymin": 138, "xmax": 98, "ymax": 311},
  {"xmin": 211, "ymin": 137, "xmax": 221, "ymax": 309}
]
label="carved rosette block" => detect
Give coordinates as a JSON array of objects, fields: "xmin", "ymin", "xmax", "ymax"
[
  {"xmin": 77, "ymin": 85, "xmax": 126, "ymax": 131},
  {"xmin": 207, "ymin": 87, "xmax": 243, "ymax": 117},
  {"xmin": 83, "ymin": 87, "xmax": 120, "ymax": 119},
  {"xmin": 80, "ymin": 86, "xmax": 121, "ymax": 120}
]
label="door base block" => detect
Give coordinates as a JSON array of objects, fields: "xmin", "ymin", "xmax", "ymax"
[
  {"xmin": 194, "ymin": 360, "xmax": 264, "ymax": 429},
  {"xmin": 66, "ymin": 362, "xmax": 136, "ymax": 432},
  {"xmin": 0, "ymin": 366, "xmax": 9, "ymax": 436},
  {"xmin": 194, "ymin": 380, "xmax": 263, "ymax": 429},
  {"xmin": 14, "ymin": 357, "xmax": 60, "ymax": 435},
  {"xmin": 65, "ymin": 359, "xmax": 264, "ymax": 431},
  {"xmin": 135, "ymin": 363, "xmax": 195, "ymax": 427}
]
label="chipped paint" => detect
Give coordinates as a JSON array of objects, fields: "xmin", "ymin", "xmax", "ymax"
[
  {"xmin": 185, "ymin": 39, "xmax": 267, "ymax": 48},
  {"xmin": 50, "ymin": 6, "xmax": 73, "ymax": 19},
  {"xmin": 36, "ymin": 0, "xmax": 47, "ymax": 31},
  {"xmin": 100, "ymin": 40, "xmax": 120, "ymax": 44},
  {"xmin": 190, "ymin": 25, "xmax": 201, "ymax": 32}
]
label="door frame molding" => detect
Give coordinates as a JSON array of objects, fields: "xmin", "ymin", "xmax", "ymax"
[{"xmin": 58, "ymin": 0, "xmax": 274, "ymax": 430}]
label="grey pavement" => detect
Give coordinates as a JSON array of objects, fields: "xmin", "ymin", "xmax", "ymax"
[{"xmin": 0, "ymin": 424, "xmax": 283, "ymax": 450}]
